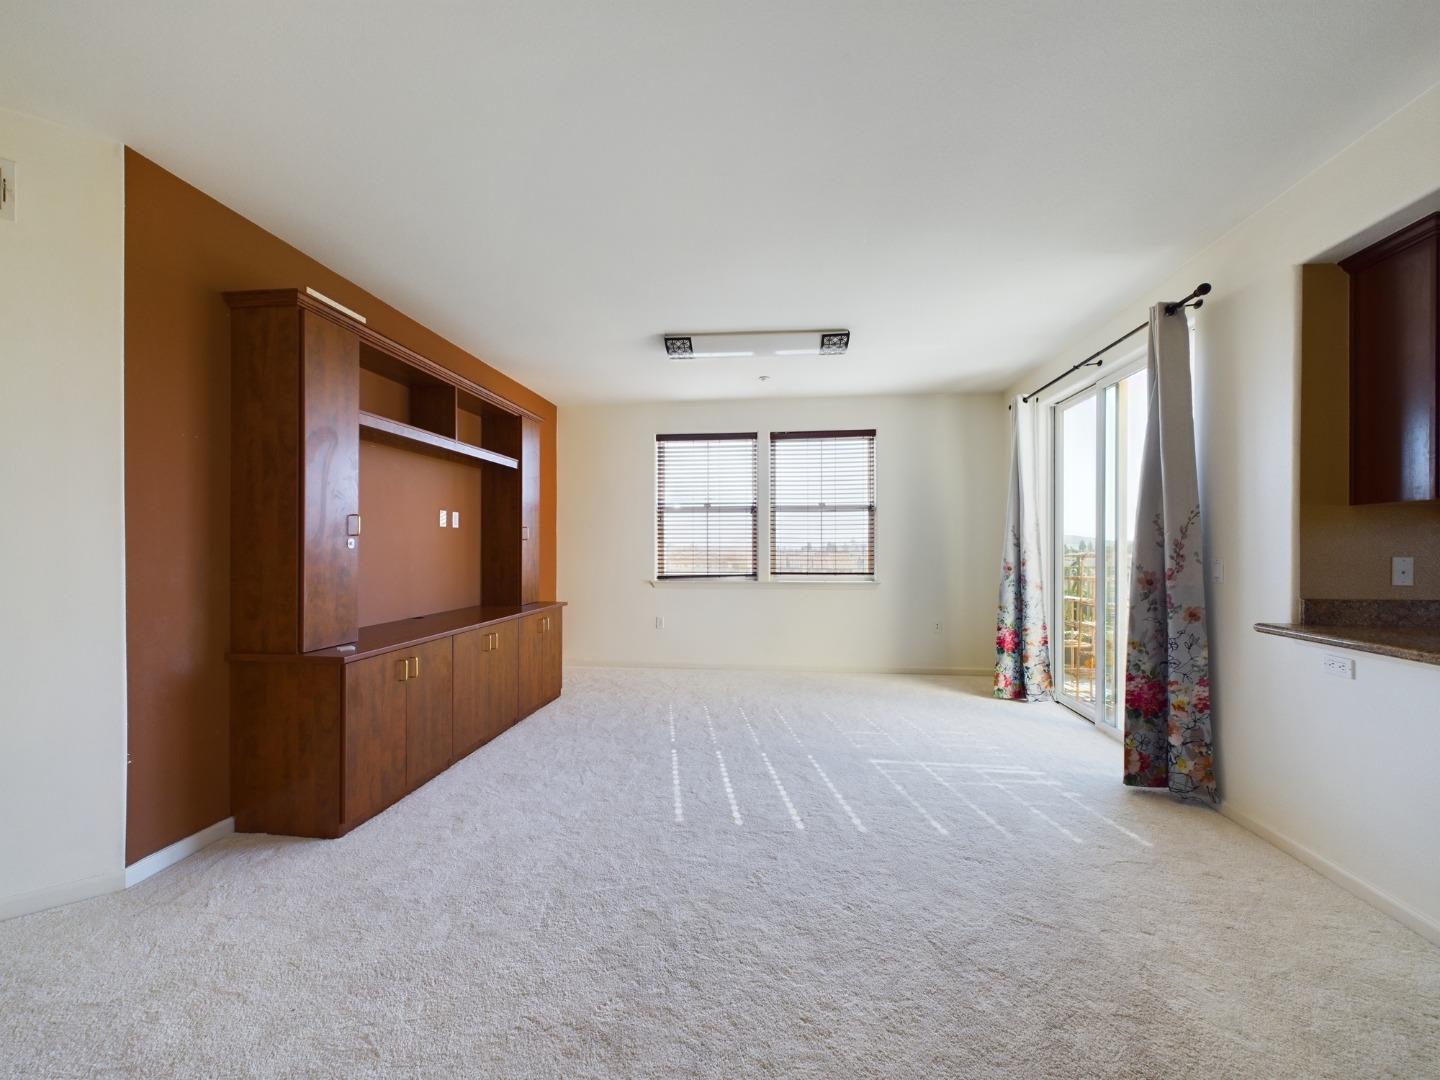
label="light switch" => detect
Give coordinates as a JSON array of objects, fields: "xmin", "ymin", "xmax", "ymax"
[
  {"xmin": 438, "ymin": 509, "xmax": 448, "ymax": 528},
  {"xmin": 1392, "ymin": 556, "xmax": 1414, "ymax": 587},
  {"xmin": 0, "ymin": 158, "xmax": 14, "ymax": 222},
  {"xmin": 451, "ymin": 511, "xmax": 460, "ymax": 528}
]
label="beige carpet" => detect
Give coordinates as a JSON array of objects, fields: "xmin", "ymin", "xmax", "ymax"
[{"xmin": 2, "ymin": 668, "xmax": 1437, "ymax": 1079}]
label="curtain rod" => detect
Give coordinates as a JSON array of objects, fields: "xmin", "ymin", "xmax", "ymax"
[{"xmin": 1019, "ymin": 283, "xmax": 1211, "ymax": 404}]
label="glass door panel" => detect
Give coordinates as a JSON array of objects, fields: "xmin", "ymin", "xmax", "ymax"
[
  {"xmin": 1055, "ymin": 365, "xmax": 1149, "ymax": 727},
  {"xmin": 1057, "ymin": 395, "xmax": 1098, "ymax": 713}
]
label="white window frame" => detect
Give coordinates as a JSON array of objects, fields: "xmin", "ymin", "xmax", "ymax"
[{"xmin": 651, "ymin": 431, "xmax": 879, "ymax": 587}]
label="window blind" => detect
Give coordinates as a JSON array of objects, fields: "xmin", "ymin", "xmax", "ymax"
[
  {"xmin": 655, "ymin": 433, "xmax": 758, "ymax": 579},
  {"xmin": 770, "ymin": 429, "xmax": 876, "ymax": 576}
]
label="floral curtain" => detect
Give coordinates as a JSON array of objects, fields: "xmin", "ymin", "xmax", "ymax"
[
  {"xmin": 995, "ymin": 396, "xmax": 1052, "ymax": 701},
  {"xmin": 1123, "ymin": 305, "xmax": 1215, "ymax": 800}
]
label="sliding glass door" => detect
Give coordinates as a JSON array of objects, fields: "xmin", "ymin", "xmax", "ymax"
[{"xmin": 1053, "ymin": 364, "xmax": 1148, "ymax": 727}]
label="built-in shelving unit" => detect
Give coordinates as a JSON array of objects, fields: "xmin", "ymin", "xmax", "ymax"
[{"xmin": 224, "ymin": 287, "xmax": 560, "ymax": 839}]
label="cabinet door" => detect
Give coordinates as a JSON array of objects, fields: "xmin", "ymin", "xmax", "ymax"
[
  {"xmin": 1342, "ymin": 217, "xmax": 1440, "ymax": 504},
  {"xmin": 344, "ymin": 652, "xmax": 409, "ymax": 828},
  {"xmin": 517, "ymin": 611, "xmax": 548, "ymax": 719},
  {"xmin": 542, "ymin": 608, "xmax": 563, "ymax": 706},
  {"xmin": 491, "ymin": 620, "xmax": 521, "ymax": 730},
  {"xmin": 521, "ymin": 417, "xmax": 541, "ymax": 604},
  {"xmin": 300, "ymin": 311, "xmax": 361, "ymax": 650},
  {"xmin": 453, "ymin": 622, "xmax": 519, "ymax": 756},
  {"xmin": 405, "ymin": 637, "xmax": 454, "ymax": 789}
]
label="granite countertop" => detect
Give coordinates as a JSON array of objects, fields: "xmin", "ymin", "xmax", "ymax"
[
  {"xmin": 1255, "ymin": 599, "xmax": 1440, "ymax": 666},
  {"xmin": 1253, "ymin": 622, "xmax": 1440, "ymax": 666}
]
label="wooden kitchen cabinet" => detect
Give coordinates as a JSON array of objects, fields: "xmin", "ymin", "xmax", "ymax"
[{"xmin": 1341, "ymin": 212, "xmax": 1440, "ymax": 504}]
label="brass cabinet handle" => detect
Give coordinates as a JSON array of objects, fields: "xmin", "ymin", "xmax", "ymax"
[
  {"xmin": 398, "ymin": 657, "xmax": 410, "ymax": 682},
  {"xmin": 491, "ymin": 632, "xmax": 499, "ymax": 650},
  {"xmin": 411, "ymin": 655, "xmax": 420, "ymax": 679}
]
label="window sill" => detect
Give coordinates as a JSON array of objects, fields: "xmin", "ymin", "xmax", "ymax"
[{"xmin": 650, "ymin": 577, "xmax": 878, "ymax": 588}]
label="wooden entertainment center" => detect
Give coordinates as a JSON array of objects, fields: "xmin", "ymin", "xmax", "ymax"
[{"xmin": 226, "ymin": 288, "xmax": 563, "ymax": 838}]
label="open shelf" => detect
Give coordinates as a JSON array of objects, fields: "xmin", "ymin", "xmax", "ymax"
[
  {"xmin": 359, "ymin": 411, "xmax": 519, "ymax": 468},
  {"xmin": 457, "ymin": 388, "xmax": 522, "ymax": 459}
]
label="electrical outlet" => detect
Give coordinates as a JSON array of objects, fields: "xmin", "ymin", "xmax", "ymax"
[
  {"xmin": 1322, "ymin": 653, "xmax": 1355, "ymax": 680},
  {"xmin": 1211, "ymin": 557, "xmax": 1224, "ymax": 584},
  {"xmin": 0, "ymin": 158, "xmax": 14, "ymax": 222},
  {"xmin": 438, "ymin": 509, "xmax": 448, "ymax": 528},
  {"xmin": 451, "ymin": 510, "xmax": 460, "ymax": 528},
  {"xmin": 1392, "ymin": 556, "xmax": 1414, "ymax": 587},
  {"xmin": 932, "ymin": 621, "xmax": 943, "ymax": 635},
  {"xmin": 655, "ymin": 616, "xmax": 664, "ymax": 630}
]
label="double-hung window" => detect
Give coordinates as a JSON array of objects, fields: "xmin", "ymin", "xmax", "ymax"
[
  {"xmin": 655, "ymin": 433, "xmax": 759, "ymax": 579},
  {"xmin": 770, "ymin": 429, "xmax": 876, "ymax": 576}
]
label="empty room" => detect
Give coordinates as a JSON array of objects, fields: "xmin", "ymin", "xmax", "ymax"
[{"xmin": 3, "ymin": 3, "xmax": 1440, "ymax": 1077}]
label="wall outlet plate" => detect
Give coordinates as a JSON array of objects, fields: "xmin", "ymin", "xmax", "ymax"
[
  {"xmin": 0, "ymin": 158, "xmax": 15, "ymax": 222},
  {"xmin": 438, "ymin": 509, "xmax": 448, "ymax": 528},
  {"xmin": 1392, "ymin": 556, "xmax": 1414, "ymax": 587},
  {"xmin": 655, "ymin": 616, "xmax": 664, "ymax": 630},
  {"xmin": 1322, "ymin": 653, "xmax": 1355, "ymax": 679}
]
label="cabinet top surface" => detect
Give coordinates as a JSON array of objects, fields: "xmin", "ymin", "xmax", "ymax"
[{"xmin": 231, "ymin": 602, "xmax": 565, "ymax": 664}]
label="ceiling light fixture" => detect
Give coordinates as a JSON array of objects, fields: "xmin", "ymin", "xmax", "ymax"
[{"xmin": 663, "ymin": 329, "xmax": 849, "ymax": 361}]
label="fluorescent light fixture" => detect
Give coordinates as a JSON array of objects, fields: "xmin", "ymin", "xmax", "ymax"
[{"xmin": 664, "ymin": 329, "xmax": 849, "ymax": 361}]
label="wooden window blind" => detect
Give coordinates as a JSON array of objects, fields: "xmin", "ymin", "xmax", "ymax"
[
  {"xmin": 770, "ymin": 429, "xmax": 876, "ymax": 576},
  {"xmin": 655, "ymin": 433, "xmax": 758, "ymax": 579}
]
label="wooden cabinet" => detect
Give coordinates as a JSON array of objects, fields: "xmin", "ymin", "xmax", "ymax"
[
  {"xmin": 227, "ymin": 288, "xmax": 563, "ymax": 839},
  {"xmin": 454, "ymin": 620, "xmax": 518, "ymax": 756},
  {"xmin": 232, "ymin": 603, "xmax": 561, "ymax": 837},
  {"xmin": 519, "ymin": 608, "xmax": 562, "ymax": 718},
  {"xmin": 1341, "ymin": 213, "xmax": 1440, "ymax": 504},
  {"xmin": 343, "ymin": 652, "xmax": 408, "ymax": 828},
  {"xmin": 404, "ymin": 638, "xmax": 455, "ymax": 788},
  {"xmin": 345, "ymin": 637, "xmax": 456, "ymax": 824},
  {"xmin": 230, "ymin": 301, "xmax": 360, "ymax": 653}
]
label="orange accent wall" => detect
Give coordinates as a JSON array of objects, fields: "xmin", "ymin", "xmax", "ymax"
[
  {"xmin": 357, "ymin": 441, "xmax": 484, "ymax": 626},
  {"xmin": 124, "ymin": 149, "xmax": 558, "ymax": 864}
]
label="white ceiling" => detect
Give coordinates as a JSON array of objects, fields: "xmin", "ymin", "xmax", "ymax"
[{"xmin": 4, "ymin": 2, "xmax": 1440, "ymax": 405}]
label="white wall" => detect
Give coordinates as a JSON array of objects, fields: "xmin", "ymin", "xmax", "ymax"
[
  {"xmin": 1009, "ymin": 83, "xmax": 1440, "ymax": 942},
  {"xmin": 0, "ymin": 108, "xmax": 127, "ymax": 919},
  {"xmin": 559, "ymin": 393, "xmax": 1005, "ymax": 673}
]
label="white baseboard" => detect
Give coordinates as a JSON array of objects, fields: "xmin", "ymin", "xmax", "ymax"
[
  {"xmin": 124, "ymin": 817, "xmax": 234, "ymax": 888},
  {"xmin": 0, "ymin": 870, "xmax": 126, "ymax": 922},
  {"xmin": 568, "ymin": 660, "xmax": 991, "ymax": 677},
  {"xmin": 1219, "ymin": 803, "xmax": 1440, "ymax": 947}
]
